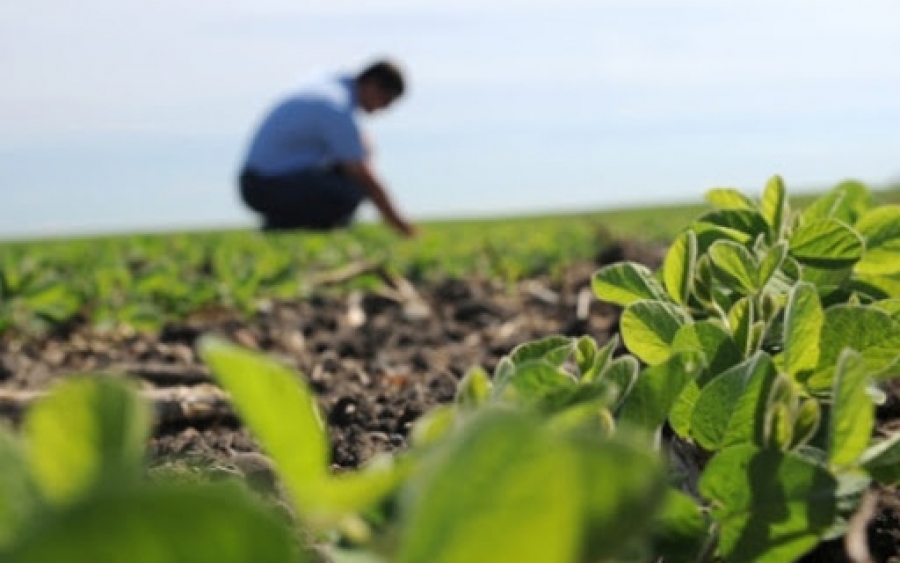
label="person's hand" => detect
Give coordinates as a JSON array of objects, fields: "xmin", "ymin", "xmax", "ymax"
[{"xmin": 396, "ymin": 219, "xmax": 418, "ymax": 238}]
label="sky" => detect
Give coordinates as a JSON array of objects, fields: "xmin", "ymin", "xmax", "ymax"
[{"xmin": 1, "ymin": 1, "xmax": 899, "ymax": 239}]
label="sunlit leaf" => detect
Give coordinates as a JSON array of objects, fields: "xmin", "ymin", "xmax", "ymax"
[
  {"xmin": 7, "ymin": 483, "xmax": 303, "ymax": 563},
  {"xmin": 621, "ymin": 300, "xmax": 691, "ymax": 365},
  {"xmin": 829, "ymin": 350, "xmax": 874, "ymax": 468},
  {"xmin": 592, "ymin": 262, "xmax": 670, "ymax": 307},
  {"xmin": 24, "ymin": 377, "xmax": 151, "ymax": 505},
  {"xmin": 662, "ymin": 230, "xmax": 697, "ymax": 305}
]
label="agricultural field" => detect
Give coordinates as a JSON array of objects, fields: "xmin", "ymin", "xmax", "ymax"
[{"xmin": 3, "ymin": 178, "xmax": 900, "ymax": 562}]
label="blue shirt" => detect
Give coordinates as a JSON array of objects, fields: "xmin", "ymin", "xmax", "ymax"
[{"xmin": 242, "ymin": 75, "xmax": 366, "ymax": 176}]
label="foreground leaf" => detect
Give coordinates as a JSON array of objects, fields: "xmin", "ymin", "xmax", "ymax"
[
  {"xmin": 6, "ymin": 483, "xmax": 303, "ymax": 563},
  {"xmin": 397, "ymin": 409, "xmax": 582, "ymax": 563},
  {"xmin": 24, "ymin": 377, "xmax": 150, "ymax": 505},
  {"xmin": 199, "ymin": 338, "xmax": 328, "ymax": 507},
  {"xmin": 700, "ymin": 445, "xmax": 837, "ymax": 563}
]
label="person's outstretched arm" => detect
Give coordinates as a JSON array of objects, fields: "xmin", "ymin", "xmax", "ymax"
[{"xmin": 343, "ymin": 160, "xmax": 417, "ymax": 237}]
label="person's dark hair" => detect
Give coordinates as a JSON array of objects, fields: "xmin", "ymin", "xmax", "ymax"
[{"xmin": 357, "ymin": 59, "xmax": 405, "ymax": 98}]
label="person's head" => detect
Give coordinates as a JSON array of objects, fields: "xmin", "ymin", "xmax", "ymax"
[{"xmin": 355, "ymin": 59, "xmax": 405, "ymax": 114}]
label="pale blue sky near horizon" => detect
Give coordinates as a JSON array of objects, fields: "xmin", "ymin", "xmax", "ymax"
[{"xmin": 2, "ymin": 1, "xmax": 899, "ymax": 239}]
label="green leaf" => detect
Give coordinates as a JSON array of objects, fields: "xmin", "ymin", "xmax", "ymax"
[
  {"xmin": 706, "ymin": 187, "xmax": 757, "ymax": 210},
  {"xmin": 199, "ymin": 338, "xmax": 329, "ymax": 510},
  {"xmin": 802, "ymin": 179, "xmax": 873, "ymax": 225},
  {"xmin": 7, "ymin": 483, "xmax": 303, "ymax": 563},
  {"xmin": 570, "ymin": 432, "xmax": 667, "ymax": 561},
  {"xmin": 757, "ymin": 242, "xmax": 787, "ymax": 288},
  {"xmin": 577, "ymin": 334, "xmax": 618, "ymax": 383},
  {"xmin": 602, "ymin": 355, "xmax": 640, "ymax": 408},
  {"xmin": 854, "ymin": 205, "xmax": 900, "ymax": 276},
  {"xmin": 0, "ymin": 429, "xmax": 41, "ymax": 550},
  {"xmin": 829, "ymin": 350, "xmax": 874, "ymax": 468},
  {"xmin": 728, "ymin": 297, "xmax": 755, "ymax": 357},
  {"xmin": 662, "ymin": 230, "xmax": 697, "ymax": 305},
  {"xmin": 860, "ymin": 433, "xmax": 900, "ymax": 484},
  {"xmin": 760, "ymin": 175, "xmax": 787, "ymax": 241},
  {"xmin": 791, "ymin": 398, "xmax": 821, "ymax": 449},
  {"xmin": 810, "ymin": 305, "xmax": 900, "ymax": 389},
  {"xmin": 668, "ymin": 381, "xmax": 701, "ymax": 439},
  {"xmin": 509, "ymin": 335, "xmax": 573, "ymax": 366},
  {"xmin": 397, "ymin": 409, "xmax": 582, "ymax": 563},
  {"xmin": 24, "ymin": 377, "xmax": 150, "ymax": 505},
  {"xmin": 700, "ymin": 445, "xmax": 837, "ymax": 563},
  {"xmin": 709, "ymin": 240, "xmax": 759, "ymax": 295},
  {"xmin": 672, "ymin": 320, "xmax": 742, "ymax": 381},
  {"xmin": 650, "ymin": 488, "xmax": 708, "ymax": 563},
  {"xmin": 782, "ymin": 282, "xmax": 823, "ymax": 378},
  {"xmin": 621, "ymin": 300, "xmax": 691, "ymax": 365},
  {"xmin": 455, "ymin": 366, "xmax": 491, "ymax": 408},
  {"xmin": 789, "ymin": 218, "xmax": 864, "ymax": 268},
  {"xmin": 492, "ymin": 360, "xmax": 579, "ymax": 411},
  {"xmin": 691, "ymin": 353, "xmax": 776, "ymax": 450},
  {"xmin": 592, "ymin": 262, "xmax": 670, "ymax": 307},
  {"xmin": 619, "ymin": 351, "xmax": 703, "ymax": 430}
]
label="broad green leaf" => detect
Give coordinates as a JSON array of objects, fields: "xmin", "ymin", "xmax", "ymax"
[
  {"xmin": 24, "ymin": 377, "xmax": 150, "ymax": 505},
  {"xmin": 860, "ymin": 433, "xmax": 900, "ymax": 484},
  {"xmin": 570, "ymin": 433, "xmax": 667, "ymax": 561},
  {"xmin": 782, "ymin": 282, "xmax": 823, "ymax": 378},
  {"xmin": 7, "ymin": 483, "xmax": 303, "ymax": 563},
  {"xmin": 668, "ymin": 381, "xmax": 700, "ymax": 439},
  {"xmin": 854, "ymin": 205, "xmax": 900, "ymax": 275},
  {"xmin": 672, "ymin": 320, "xmax": 741, "ymax": 381},
  {"xmin": 199, "ymin": 338, "xmax": 329, "ymax": 509},
  {"xmin": 509, "ymin": 335, "xmax": 573, "ymax": 366},
  {"xmin": 650, "ymin": 488, "xmax": 708, "ymax": 563},
  {"xmin": 829, "ymin": 350, "xmax": 874, "ymax": 468},
  {"xmin": 789, "ymin": 218, "xmax": 864, "ymax": 268},
  {"xmin": 801, "ymin": 180, "xmax": 874, "ymax": 225},
  {"xmin": 0, "ymin": 430, "xmax": 41, "ymax": 550},
  {"xmin": 592, "ymin": 262, "xmax": 669, "ymax": 307},
  {"xmin": 662, "ymin": 230, "xmax": 697, "ymax": 305},
  {"xmin": 853, "ymin": 271, "xmax": 900, "ymax": 301},
  {"xmin": 709, "ymin": 240, "xmax": 759, "ymax": 295},
  {"xmin": 873, "ymin": 298, "xmax": 900, "ymax": 317},
  {"xmin": 700, "ymin": 445, "xmax": 837, "ymax": 563},
  {"xmin": 691, "ymin": 353, "xmax": 776, "ymax": 450},
  {"xmin": 757, "ymin": 242, "xmax": 787, "ymax": 288},
  {"xmin": 705, "ymin": 187, "xmax": 757, "ymax": 210},
  {"xmin": 814, "ymin": 306, "xmax": 900, "ymax": 385},
  {"xmin": 760, "ymin": 175, "xmax": 787, "ymax": 240},
  {"xmin": 491, "ymin": 360, "xmax": 578, "ymax": 410},
  {"xmin": 621, "ymin": 300, "xmax": 691, "ymax": 365},
  {"xmin": 618, "ymin": 351, "xmax": 703, "ymax": 430},
  {"xmin": 455, "ymin": 366, "xmax": 491, "ymax": 408},
  {"xmin": 397, "ymin": 409, "xmax": 581, "ymax": 563}
]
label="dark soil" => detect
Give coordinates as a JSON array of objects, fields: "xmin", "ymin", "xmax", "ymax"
[{"xmin": 2, "ymin": 241, "xmax": 899, "ymax": 562}]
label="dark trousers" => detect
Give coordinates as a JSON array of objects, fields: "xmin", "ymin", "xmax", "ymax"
[{"xmin": 239, "ymin": 167, "xmax": 366, "ymax": 231}]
